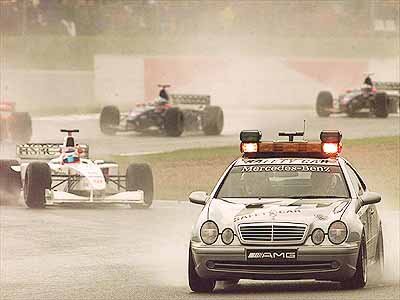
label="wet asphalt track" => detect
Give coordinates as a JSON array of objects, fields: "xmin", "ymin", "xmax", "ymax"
[
  {"xmin": 1, "ymin": 108, "xmax": 399, "ymax": 158},
  {"xmin": 0, "ymin": 201, "xmax": 399, "ymax": 300},
  {"xmin": 1, "ymin": 108, "xmax": 399, "ymax": 299}
]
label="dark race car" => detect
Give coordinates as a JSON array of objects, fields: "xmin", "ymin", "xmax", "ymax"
[
  {"xmin": 316, "ymin": 75, "xmax": 399, "ymax": 118},
  {"xmin": 99, "ymin": 85, "xmax": 224, "ymax": 137},
  {"xmin": 0, "ymin": 101, "xmax": 32, "ymax": 143}
]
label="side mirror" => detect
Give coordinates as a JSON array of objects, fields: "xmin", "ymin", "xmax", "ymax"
[
  {"xmin": 361, "ymin": 191, "xmax": 381, "ymax": 205},
  {"xmin": 189, "ymin": 191, "xmax": 208, "ymax": 205}
]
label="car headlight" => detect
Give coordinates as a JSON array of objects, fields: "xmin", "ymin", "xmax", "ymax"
[
  {"xmin": 311, "ymin": 228, "xmax": 325, "ymax": 245},
  {"xmin": 200, "ymin": 221, "xmax": 219, "ymax": 245},
  {"xmin": 221, "ymin": 228, "xmax": 234, "ymax": 245},
  {"xmin": 328, "ymin": 221, "xmax": 347, "ymax": 245}
]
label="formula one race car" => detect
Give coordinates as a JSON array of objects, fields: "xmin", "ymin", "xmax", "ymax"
[
  {"xmin": 188, "ymin": 130, "xmax": 383, "ymax": 292},
  {"xmin": 99, "ymin": 85, "xmax": 224, "ymax": 137},
  {"xmin": 316, "ymin": 74, "xmax": 399, "ymax": 118},
  {"xmin": 0, "ymin": 101, "xmax": 32, "ymax": 143},
  {"xmin": 0, "ymin": 129, "xmax": 153, "ymax": 208}
]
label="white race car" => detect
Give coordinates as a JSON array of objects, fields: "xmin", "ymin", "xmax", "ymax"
[{"xmin": 0, "ymin": 129, "xmax": 153, "ymax": 208}]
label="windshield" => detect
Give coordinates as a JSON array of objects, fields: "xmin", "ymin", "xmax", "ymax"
[{"xmin": 216, "ymin": 164, "xmax": 349, "ymax": 199}]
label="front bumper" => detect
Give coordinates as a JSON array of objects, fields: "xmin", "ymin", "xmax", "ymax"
[{"xmin": 191, "ymin": 242, "xmax": 359, "ymax": 281}]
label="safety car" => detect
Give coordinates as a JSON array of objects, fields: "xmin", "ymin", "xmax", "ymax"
[
  {"xmin": 188, "ymin": 129, "xmax": 383, "ymax": 292},
  {"xmin": 0, "ymin": 129, "xmax": 153, "ymax": 208}
]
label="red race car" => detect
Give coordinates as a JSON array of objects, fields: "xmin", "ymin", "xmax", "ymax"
[{"xmin": 0, "ymin": 101, "xmax": 32, "ymax": 143}]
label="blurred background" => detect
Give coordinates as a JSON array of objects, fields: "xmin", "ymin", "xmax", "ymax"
[{"xmin": 1, "ymin": 0, "xmax": 399, "ymax": 113}]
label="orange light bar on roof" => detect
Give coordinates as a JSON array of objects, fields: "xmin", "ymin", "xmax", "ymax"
[
  {"xmin": 257, "ymin": 142, "xmax": 322, "ymax": 153},
  {"xmin": 240, "ymin": 141, "xmax": 341, "ymax": 158}
]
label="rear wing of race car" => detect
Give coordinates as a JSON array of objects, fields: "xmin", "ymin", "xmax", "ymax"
[
  {"xmin": 17, "ymin": 143, "xmax": 89, "ymax": 160},
  {"xmin": 170, "ymin": 94, "xmax": 211, "ymax": 106},
  {"xmin": 373, "ymin": 81, "xmax": 400, "ymax": 92}
]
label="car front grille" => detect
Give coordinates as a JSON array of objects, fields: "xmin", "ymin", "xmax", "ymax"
[
  {"xmin": 211, "ymin": 260, "xmax": 335, "ymax": 273},
  {"xmin": 238, "ymin": 223, "xmax": 307, "ymax": 245}
]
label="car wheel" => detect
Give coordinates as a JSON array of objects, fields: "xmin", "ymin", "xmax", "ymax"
[
  {"xmin": 164, "ymin": 107, "xmax": 184, "ymax": 137},
  {"xmin": 188, "ymin": 245, "xmax": 215, "ymax": 293},
  {"xmin": 100, "ymin": 106, "xmax": 120, "ymax": 135},
  {"xmin": 374, "ymin": 93, "xmax": 388, "ymax": 118},
  {"xmin": 202, "ymin": 106, "xmax": 224, "ymax": 135},
  {"xmin": 126, "ymin": 163, "xmax": 154, "ymax": 208},
  {"xmin": 346, "ymin": 101, "xmax": 357, "ymax": 117},
  {"xmin": 370, "ymin": 227, "xmax": 384, "ymax": 281},
  {"xmin": 341, "ymin": 236, "xmax": 367, "ymax": 289},
  {"xmin": 10, "ymin": 112, "xmax": 32, "ymax": 143},
  {"xmin": 24, "ymin": 162, "xmax": 51, "ymax": 209},
  {"xmin": 316, "ymin": 91, "xmax": 333, "ymax": 117},
  {"xmin": 387, "ymin": 99, "xmax": 399, "ymax": 114},
  {"xmin": 0, "ymin": 160, "xmax": 21, "ymax": 205}
]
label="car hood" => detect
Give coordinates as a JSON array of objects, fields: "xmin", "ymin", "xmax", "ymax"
[{"xmin": 208, "ymin": 198, "xmax": 350, "ymax": 228}]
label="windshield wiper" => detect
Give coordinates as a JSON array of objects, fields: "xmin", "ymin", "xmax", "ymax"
[{"xmin": 245, "ymin": 199, "xmax": 283, "ymax": 208}]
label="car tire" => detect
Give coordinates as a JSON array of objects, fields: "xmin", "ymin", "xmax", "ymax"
[
  {"xmin": 0, "ymin": 160, "xmax": 21, "ymax": 205},
  {"xmin": 126, "ymin": 163, "xmax": 154, "ymax": 208},
  {"xmin": 24, "ymin": 162, "xmax": 51, "ymax": 209},
  {"xmin": 387, "ymin": 99, "xmax": 399, "ymax": 114},
  {"xmin": 10, "ymin": 112, "xmax": 32, "ymax": 143},
  {"xmin": 341, "ymin": 236, "xmax": 367, "ymax": 289},
  {"xmin": 202, "ymin": 106, "xmax": 224, "ymax": 135},
  {"xmin": 188, "ymin": 245, "xmax": 216, "ymax": 293},
  {"xmin": 164, "ymin": 107, "xmax": 184, "ymax": 137},
  {"xmin": 346, "ymin": 101, "xmax": 357, "ymax": 117},
  {"xmin": 374, "ymin": 93, "xmax": 388, "ymax": 118},
  {"xmin": 100, "ymin": 106, "xmax": 120, "ymax": 135},
  {"xmin": 316, "ymin": 91, "xmax": 333, "ymax": 117},
  {"xmin": 370, "ymin": 227, "xmax": 384, "ymax": 281}
]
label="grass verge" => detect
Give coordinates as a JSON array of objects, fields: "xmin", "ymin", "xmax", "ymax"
[{"xmin": 111, "ymin": 136, "xmax": 400, "ymax": 208}]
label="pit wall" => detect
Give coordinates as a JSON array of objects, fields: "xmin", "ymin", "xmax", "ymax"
[{"xmin": 1, "ymin": 56, "xmax": 398, "ymax": 113}]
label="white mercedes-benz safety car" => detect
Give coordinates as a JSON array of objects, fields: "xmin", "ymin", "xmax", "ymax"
[
  {"xmin": 188, "ymin": 130, "xmax": 384, "ymax": 292},
  {"xmin": 0, "ymin": 129, "xmax": 153, "ymax": 208}
]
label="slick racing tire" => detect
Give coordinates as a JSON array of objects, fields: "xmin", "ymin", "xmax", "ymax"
[
  {"xmin": 202, "ymin": 106, "xmax": 224, "ymax": 136},
  {"xmin": 387, "ymin": 99, "xmax": 399, "ymax": 114},
  {"xmin": 100, "ymin": 106, "xmax": 120, "ymax": 135},
  {"xmin": 316, "ymin": 91, "xmax": 333, "ymax": 117},
  {"xmin": 370, "ymin": 227, "xmax": 384, "ymax": 282},
  {"xmin": 126, "ymin": 163, "xmax": 154, "ymax": 208},
  {"xmin": 10, "ymin": 112, "xmax": 32, "ymax": 143},
  {"xmin": 374, "ymin": 93, "xmax": 389, "ymax": 118},
  {"xmin": 346, "ymin": 101, "xmax": 357, "ymax": 118},
  {"xmin": 164, "ymin": 107, "xmax": 184, "ymax": 137},
  {"xmin": 341, "ymin": 236, "xmax": 367, "ymax": 289},
  {"xmin": 188, "ymin": 245, "xmax": 216, "ymax": 293},
  {"xmin": 0, "ymin": 160, "xmax": 22, "ymax": 205},
  {"xmin": 24, "ymin": 162, "xmax": 51, "ymax": 209}
]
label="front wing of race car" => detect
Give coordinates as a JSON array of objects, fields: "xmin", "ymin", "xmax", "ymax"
[{"xmin": 46, "ymin": 190, "xmax": 145, "ymax": 205}]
